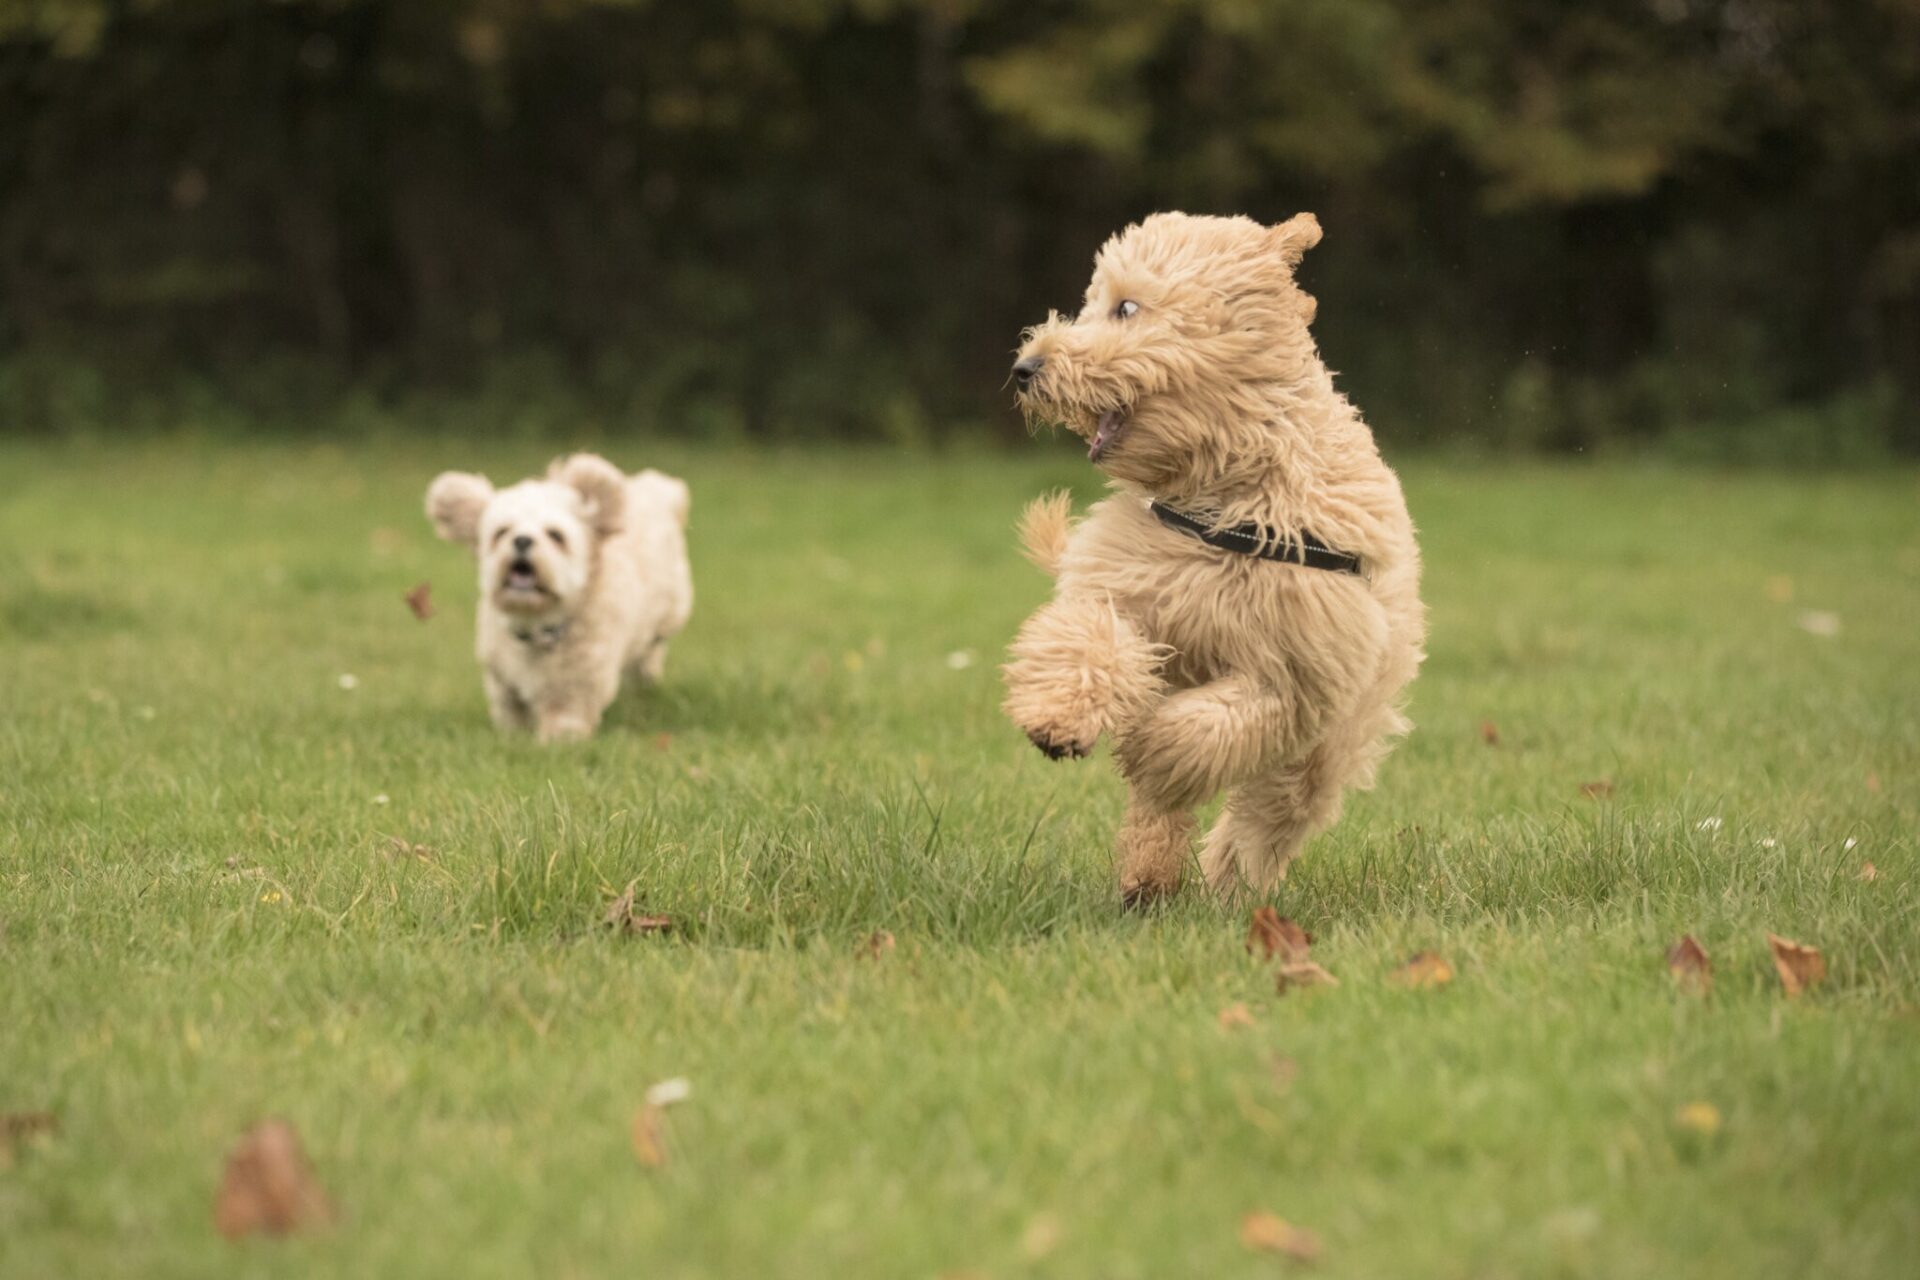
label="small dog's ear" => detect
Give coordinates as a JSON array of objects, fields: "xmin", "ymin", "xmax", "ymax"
[
  {"xmin": 425, "ymin": 472, "xmax": 493, "ymax": 548},
  {"xmin": 554, "ymin": 454, "xmax": 627, "ymax": 537},
  {"xmin": 1271, "ymin": 212, "xmax": 1323, "ymax": 269}
]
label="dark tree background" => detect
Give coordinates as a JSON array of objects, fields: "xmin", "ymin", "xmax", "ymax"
[{"xmin": 2, "ymin": 0, "xmax": 1916, "ymax": 454}]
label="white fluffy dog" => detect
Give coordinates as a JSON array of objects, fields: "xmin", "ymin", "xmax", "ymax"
[{"xmin": 425, "ymin": 453, "xmax": 692, "ymax": 743}]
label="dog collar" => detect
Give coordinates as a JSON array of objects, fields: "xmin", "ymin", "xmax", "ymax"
[
  {"xmin": 1149, "ymin": 501, "xmax": 1365, "ymax": 578},
  {"xmin": 510, "ymin": 620, "xmax": 570, "ymax": 651}
]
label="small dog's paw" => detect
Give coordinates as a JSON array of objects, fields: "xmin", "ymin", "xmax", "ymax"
[
  {"xmin": 1026, "ymin": 726, "xmax": 1094, "ymax": 760},
  {"xmin": 536, "ymin": 717, "xmax": 593, "ymax": 745},
  {"xmin": 1118, "ymin": 875, "xmax": 1180, "ymax": 911}
]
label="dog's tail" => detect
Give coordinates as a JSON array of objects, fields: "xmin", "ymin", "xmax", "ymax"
[{"xmin": 1017, "ymin": 490, "xmax": 1074, "ymax": 577}]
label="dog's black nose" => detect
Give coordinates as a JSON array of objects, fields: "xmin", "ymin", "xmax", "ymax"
[
  {"xmin": 512, "ymin": 534, "xmax": 534, "ymax": 553},
  {"xmin": 1012, "ymin": 356, "xmax": 1045, "ymax": 390}
]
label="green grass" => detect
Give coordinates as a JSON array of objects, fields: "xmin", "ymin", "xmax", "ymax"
[{"xmin": 2, "ymin": 437, "xmax": 1917, "ymax": 1279}]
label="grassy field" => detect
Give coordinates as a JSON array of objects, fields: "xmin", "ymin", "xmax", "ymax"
[{"xmin": 2, "ymin": 437, "xmax": 1917, "ymax": 1279}]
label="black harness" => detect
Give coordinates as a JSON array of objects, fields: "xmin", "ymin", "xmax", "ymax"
[{"xmin": 1149, "ymin": 501, "xmax": 1365, "ymax": 578}]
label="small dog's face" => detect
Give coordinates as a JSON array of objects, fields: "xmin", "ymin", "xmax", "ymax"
[
  {"xmin": 1012, "ymin": 211, "xmax": 1323, "ymax": 491},
  {"xmin": 426, "ymin": 455, "xmax": 627, "ymax": 616}
]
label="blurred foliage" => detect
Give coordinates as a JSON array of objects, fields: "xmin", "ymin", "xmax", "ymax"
[{"xmin": 0, "ymin": 0, "xmax": 1916, "ymax": 453}]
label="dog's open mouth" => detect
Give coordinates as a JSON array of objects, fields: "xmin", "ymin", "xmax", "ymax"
[
  {"xmin": 1088, "ymin": 407, "xmax": 1129, "ymax": 461},
  {"xmin": 500, "ymin": 560, "xmax": 551, "ymax": 601}
]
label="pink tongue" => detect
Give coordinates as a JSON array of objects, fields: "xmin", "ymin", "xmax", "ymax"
[{"xmin": 1089, "ymin": 410, "xmax": 1121, "ymax": 458}]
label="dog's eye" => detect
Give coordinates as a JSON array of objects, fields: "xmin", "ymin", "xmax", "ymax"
[
  {"xmin": 488, "ymin": 528, "xmax": 507, "ymax": 547},
  {"xmin": 1114, "ymin": 299, "xmax": 1140, "ymax": 320},
  {"xmin": 546, "ymin": 527, "xmax": 567, "ymax": 550}
]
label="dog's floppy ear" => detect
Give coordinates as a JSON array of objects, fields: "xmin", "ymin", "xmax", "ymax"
[
  {"xmin": 425, "ymin": 471, "xmax": 493, "ymax": 548},
  {"xmin": 1271, "ymin": 212, "xmax": 1323, "ymax": 270},
  {"xmin": 553, "ymin": 454, "xmax": 626, "ymax": 537}
]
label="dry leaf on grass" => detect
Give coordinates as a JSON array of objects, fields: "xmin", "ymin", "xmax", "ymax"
[
  {"xmin": 1674, "ymin": 1101, "xmax": 1722, "ymax": 1136},
  {"xmin": 1217, "ymin": 1002, "xmax": 1255, "ymax": 1029},
  {"xmin": 630, "ymin": 1104, "xmax": 668, "ymax": 1167},
  {"xmin": 1239, "ymin": 1212, "xmax": 1322, "ymax": 1261},
  {"xmin": 213, "ymin": 1120, "xmax": 334, "ymax": 1239},
  {"xmin": 1858, "ymin": 862, "xmax": 1879, "ymax": 882},
  {"xmin": 604, "ymin": 883, "xmax": 675, "ymax": 936},
  {"xmin": 652, "ymin": 732, "xmax": 673, "ymax": 752},
  {"xmin": 1276, "ymin": 961, "xmax": 1339, "ymax": 994},
  {"xmin": 632, "ymin": 1078, "xmax": 691, "ymax": 1168},
  {"xmin": 1767, "ymin": 933, "xmax": 1826, "ymax": 997},
  {"xmin": 2, "ymin": 1111, "xmax": 56, "ymax": 1143},
  {"xmin": 1665, "ymin": 935, "xmax": 1712, "ymax": 996},
  {"xmin": 403, "ymin": 582, "xmax": 434, "ymax": 621},
  {"xmin": 1, "ymin": 1111, "xmax": 57, "ymax": 1168},
  {"xmin": 1020, "ymin": 1212, "xmax": 1064, "ymax": 1261},
  {"xmin": 1389, "ymin": 951, "xmax": 1454, "ymax": 989},
  {"xmin": 1479, "ymin": 720, "xmax": 1501, "ymax": 746},
  {"xmin": 383, "ymin": 837, "xmax": 435, "ymax": 863},
  {"xmin": 1579, "ymin": 779, "xmax": 1615, "ymax": 799},
  {"xmin": 1864, "ymin": 771, "xmax": 1880, "ymax": 794},
  {"xmin": 859, "ymin": 929, "xmax": 896, "ymax": 960},
  {"xmin": 1246, "ymin": 906, "xmax": 1311, "ymax": 961}
]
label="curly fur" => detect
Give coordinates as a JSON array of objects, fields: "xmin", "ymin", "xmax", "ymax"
[
  {"xmin": 1002, "ymin": 212, "xmax": 1425, "ymax": 901},
  {"xmin": 426, "ymin": 453, "xmax": 693, "ymax": 744}
]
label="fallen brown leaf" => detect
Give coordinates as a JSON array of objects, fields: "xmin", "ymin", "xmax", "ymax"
[
  {"xmin": 1246, "ymin": 906, "xmax": 1312, "ymax": 961},
  {"xmin": 631, "ymin": 1104, "xmax": 668, "ymax": 1168},
  {"xmin": 1579, "ymin": 779, "xmax": 1615, "ymax": 799},
  {"xmin": 1240, "ymin": 1212, "xmax": 1322, "ymax": 1262},
  {"xmin": 1217, "ymin": 1002, "xmax": 1255, "ymax": 1029},
  {"xmin": 383, "ymin": 836, "xmax": 435, "ymax": 862},
  {"xmin": 1389, "ymin": 951, "xmax": 1454, "ymax": 989},
  {"xmin": 1, "ymin": 1111, "xmax": 57, "ymax": 1167},
  {"xmin": 1858, "ymin": 862, "xmax": 1879, "ymax": 882},
  {"xmin": 604, "ymin": 883, "xmax": 675, "ymax": 936},
  {"xmin": 403, "ymin": 582, "xmax": 434, "ymax": 621},
  {"xmin": 1276, "ymin": 961, "xmax": 1339, "ymax": 994},
  {"xmin": 1864, "ymin": 771, "xmax": 1881, "ymax": 795},
  {"xmin": 652, "ymin": 732, "xmax": 673, "ymax": 752},
  {"xmin": 1665, "ymin": 934, "xmax": 1712, "ymax": 996},
  {"xmin": 1674, "ymin": 1100, "xmax": 1722, "ymax": 1136},
  {"xmin": 860, "ymin": 929, "xmax": 896, "ymax": 960},
  {"xmin": 631, "ymin": 1079, "xmax": 690, "ymax": 1167},
  {"xmin": 2, "ymin": 1111, "xmax": 56, "ymax": 1143},
  {"xmin": 1479, "ymin": 720, "xmax": 1500, "ymax": 746},
  {"xmin": 1020, "ymin": 1212, "xmax": 1064, "ymax": 1261},
  {"xmin": 213, "ymin": 1120, "xmax": 334, "ymax": 1239},
  {"xmin": 1767, "ymin": 933, "xmax": 1826, "ymax": 997}
]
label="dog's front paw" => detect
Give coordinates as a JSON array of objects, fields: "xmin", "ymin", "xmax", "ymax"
[
  {"xmin": 1118, "ymin": 874, "xmax": 1180, "ymax": 911},
  {"xmin": 536, "ymin": 716, "xmax": 594, "ymax": 745},
  {"xmin": 1025, "ymin": 726, "xmax": 1094, "ymax": 760},
  {"xmin": 1005, "ymin": 688, "xmax": 1104, "ymax": 761}
]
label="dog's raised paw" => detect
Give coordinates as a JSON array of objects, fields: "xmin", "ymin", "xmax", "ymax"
[{"xmin": 1026, "ymin": 728, "xmax": 1092, "ymax": 760}]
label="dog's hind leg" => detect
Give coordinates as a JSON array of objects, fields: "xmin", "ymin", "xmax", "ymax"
[
  {"xmin": 1199, "ymin": 696, "xmax": 1404, "ymax": 894},
  {"xmin": 1003, "ymin": 596, "xmax": 1166, "ymax": 760},
  {"xmin": 1116, "ymin": 791, "xmax": 1195, "ymax": 908},
  {"xmin": 1199, "ymin": 752, "xmax": 1345, "ymax": 895},
  {"xmin": 632, "ymin": 637, "xmax": 669, "ymax": 684}
]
